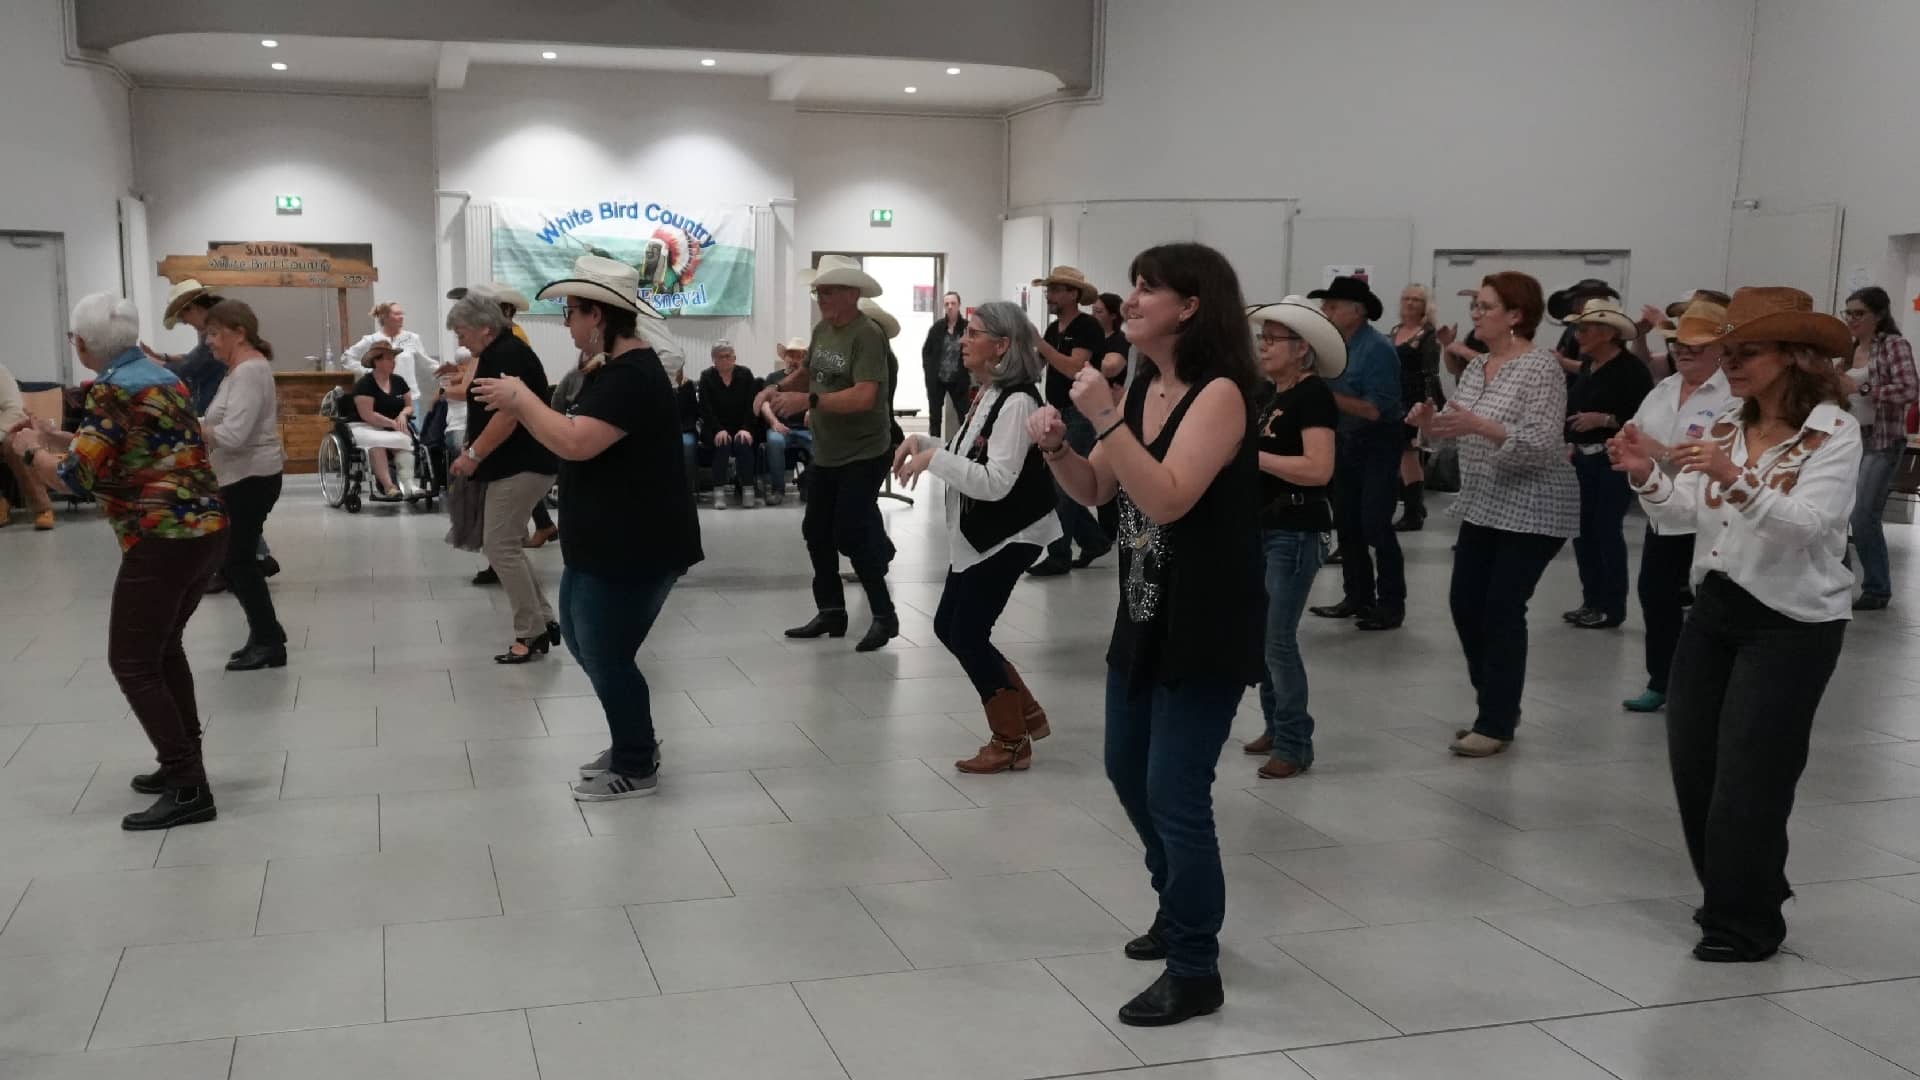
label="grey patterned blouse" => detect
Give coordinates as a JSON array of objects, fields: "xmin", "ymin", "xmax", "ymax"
[{"xmin": 1436, "ymin": 348, "xmax": 1580, "ymax": 539}]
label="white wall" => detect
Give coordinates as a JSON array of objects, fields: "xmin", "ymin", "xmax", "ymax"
[
  {"xmin": 1011, "ymin": 0, "xmax": 1755, "ymax": 316},
  {"xmin": 1739, "ymin": 0, "xmax": 1920, "ymax": 306},
  {"xmin": 132, "ymin": 86, "xmax": 437, "ymax": 364},
  {"xmin": 0, "ymin": 0, "xmax": 132, "ymax": 320}
]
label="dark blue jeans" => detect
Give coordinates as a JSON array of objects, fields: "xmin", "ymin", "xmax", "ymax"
[
  {"xmin": 710, "ymin": 436, "xmax": 756, "ymax": 492},
  {"xmin": 1449, "ymin": 522, "xmax": 1565, "ymax": 741},
  {"xmin": 765, "ymin": 428, "xmax": 813, "ymax": 495},
  {"xmin": 1047, "ymin": 406, "xmax": 1108, "ymax": 562},
  {"xmin": 1334, "ymin": 429, "xmax": 1405, "ymax": 608},
  {"xmin": 559, "ymin": 566, "xmax": 679, "ymax": 777},
  {"xmin": 1104, "ymin": 666, "xmax": 1243, "ymax": 977},
  {"xmin": 1259, "ymin": 529, "xmax": 1325, "ymax": 768},
  {"xmin": 1572, "ymin": 450, "xmax": 1633, "ymax": 618},
  {"xmin": 1851, "ymin": 445, "xmax": 1900, "ymax": 599}
]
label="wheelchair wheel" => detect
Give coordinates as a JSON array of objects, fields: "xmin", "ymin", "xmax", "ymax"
[{"xmin": 318, "ymin": 432, "xmax": 349, "ymax": 507}]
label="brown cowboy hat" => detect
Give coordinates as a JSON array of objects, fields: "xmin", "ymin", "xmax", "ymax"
[
  {"xmin": 1707, "ymin": 287, "xmax": 1851, "ymax": 358},
  {"xmin": 1664, "ymin": 289, "xmax": 1732, "ymax": 320},
  {"xmin": 1031, "ymin": 266, "xmax": 1097, "ymax": 305},
  {"xmin": 1663, "ymin": 298, "xmax": 1731, "ymax": 346}
]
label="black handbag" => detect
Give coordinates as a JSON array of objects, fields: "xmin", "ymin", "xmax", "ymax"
[{"xmin": 957, "ymin": 385, "xmax": 1056, "ymax": 552}]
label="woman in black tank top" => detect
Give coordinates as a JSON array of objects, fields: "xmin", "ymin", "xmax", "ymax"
[{"xmin": 1027, "ymin": 243, "xmax": 1262, "ymax": 1028}]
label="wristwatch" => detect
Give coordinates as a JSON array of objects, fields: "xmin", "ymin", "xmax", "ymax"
[{"xmin": 463, "ymin": 446, "xmax": 480, "ymax": 462}]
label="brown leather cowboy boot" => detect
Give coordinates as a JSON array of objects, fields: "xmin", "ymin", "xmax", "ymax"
[
  {"xmin": 1002, "ymin": 661, "xmax": 1049, "ymax": 741},
  {"xmin": 956, "ymin": 689, "xmax": 1033, "ymax": 774}
]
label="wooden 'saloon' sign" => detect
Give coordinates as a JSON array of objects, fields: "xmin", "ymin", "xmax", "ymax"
[{"xmin": 157, "ymin": 243, "xmax": 378, "ymax": 290}]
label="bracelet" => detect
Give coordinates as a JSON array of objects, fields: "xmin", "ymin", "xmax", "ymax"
[
  {"xmin": 1041, "ymin": 443, "xmax": 1069, "ymax": 459},
  {"xmin": 1096, "ymin": 419, "xmax": 1126, "ymax": 442}
]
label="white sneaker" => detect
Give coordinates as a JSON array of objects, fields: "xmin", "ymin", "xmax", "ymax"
[
  {"xmin": 742, "ymin": 488, "xmax": 757, "ymax": 509},
  {"xmin": 713, "ymin": 488, "xmax": 728, "ymax": 510}
]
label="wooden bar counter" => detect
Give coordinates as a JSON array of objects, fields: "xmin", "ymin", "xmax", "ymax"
[{"xmin": 274, "ymin": 371, "xmax": 354, "ymax": 475}]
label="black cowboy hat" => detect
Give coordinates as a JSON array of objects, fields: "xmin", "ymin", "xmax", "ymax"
[
  {"xmin": 1307, "ymin": 275, "xmax": 1384, "ymax": 322},
  {"xmin": 1547, "ymin": 278, "xmax": 1620, "ymax": 322}
]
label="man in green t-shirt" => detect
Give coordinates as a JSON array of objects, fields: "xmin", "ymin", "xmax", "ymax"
[{"xmin": 758, "ymin": 256, "xmax": 898, "ymax": 651}]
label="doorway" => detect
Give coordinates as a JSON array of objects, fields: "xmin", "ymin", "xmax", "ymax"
[
  {"xmin": 1431, "ymin": 249, "xmax": 1630, "ymax": 395},
  {"xmin": 812, "ymin": 252, "xmax": 944, "ymax": 430},
  {"xmin": 0, "ymin": 232, "xmax": 69, "ymax": 384}
]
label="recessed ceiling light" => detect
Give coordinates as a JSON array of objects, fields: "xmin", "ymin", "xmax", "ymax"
[
  {"xmin": 904, "ymin": 86, "xmax": 918, "ymax": 94},
  {"xmin": 540, "ymin": 50, "xmax": 557, "ymax": 60},
  {"xmin": 700, "ymin": 57, "xmax": 717, "ymax": 67},
  {"xmin": 945, "ymin": 67, "xmax": 960, "ymax": 75},
  {"xmin": 270, "ymin": 62, "xmax": 288, "ymax": 71},
  {"xmin": 261, "ymin": 39, "xmax": 279, "ymax": 48}
]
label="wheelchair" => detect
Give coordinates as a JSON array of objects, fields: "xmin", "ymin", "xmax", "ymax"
[{"xmin": 317, "ymin": 387, "xmax": 438, "ymax": 514}]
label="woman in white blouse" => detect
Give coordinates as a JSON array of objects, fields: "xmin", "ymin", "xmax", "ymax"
[
  {"xmin": 1610, "ymin": 286, "xmax": 1858, "ymax": 964},
  {"xmin": 1407, "ymin": 272, "xmax": 1579, "ymax": 758},
  {"xmin": 198, "ymin": 301, "xmax": 289, "ymax": 671},
  {"xmin": 341, "ymin": 301, "xmax": 432, "ymax": 379},
  {"xmin": 1619, "ymin": 298, "xmax": 1732, "ymax": 713},
  {"xmin": 894, "ymin": 300, "xmax": 1062, "ymax": 773}
]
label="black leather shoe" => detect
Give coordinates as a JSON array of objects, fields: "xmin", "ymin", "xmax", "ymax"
[
  {"xmin": 1562, "ymin": 606, "xmax": 1595, "ymax": 623},
  {"xmin": 1124, "ymin": 931, "xmax": 1167, "ymax": 961},
  {"xmin": 129, "ymin": 771, "xmax": 165, "ymax": 795},
  {"xmin": 1026, "ymin": 556, "xmax": 1072, "ymax": 578},
  {"xmin": 1117, "ymin": 971, "xmax": 1224, "ymax": 1027},
  {"xmin": 259, "ymin": 555, "xmax": 281, "ymax": 578},
  {"xmin": 1393, "ymin": 513, "xmax": 1425, "ymax": 533},
  {"xmin": 1572, "ymin": 610, "xmax": 1625, "ymax": 629},
  {"xmin": 786, "ymin": 610, "xmax": 849, "ymax": 639},
  {"xmin": 122, "ymin": 786, "xmax": 216, "ymax": 831},
  {"xmin": 226, "ymin": 644, "xmax": 288, "ymax": 672},
  {"xmin": 1854, "ymin": 593, "xmax": 1891, "ymax": 611},
  {"xmin": 203, "ymin": 574, "xmax": 228, "ymax": 595},
  {"xmin": 494, "ymin": 637, "xmax": 550, "ymax": 665},
  {"xmin": 1072, "ymin": 542, "xmax": 1112, "ymax": 570},
  {"xmin": 1324, "ymin": 547, "xmax": 1344, "ymax": 565},
  {"xmin": 546, "ymin": 621, "xmax": 563, "ymax": 647},
  {"xmin": 1692, "ymin": 936, "xmax": 1777, "ymax": 963},
  {"xmin": 855, "ymin": 614, "xmax": 900, "ymax": 653},
  {"xmin": 1356, "ymin": 606, "xmax": 1405, "ymax": 631},
  {"xmin": 1309, "ymin": 598, "xmax": 1369, "ymax": 619},
  {"xmin": 473, "ymin": 567, "xmax": 500, "ymax": 586}
]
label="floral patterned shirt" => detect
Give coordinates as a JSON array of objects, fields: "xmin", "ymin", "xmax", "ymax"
[{"xmin": 56, "ymin": 348, "xmax": 227, "ymax": 551}]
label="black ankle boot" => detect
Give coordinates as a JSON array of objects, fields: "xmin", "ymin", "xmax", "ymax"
[
  {"xmin": 122, "ymin": 786, "xmax": 216, "ymax": 831},
  {"xmin": 1124, "ymin": 927, "xmax": 1168, "ymax": 961},
  {"xmin": 1395, "ymin": 483, "xmax": 1426, "ymax": 531},
  {"xmin": 786, "ymin": 610, "xmax": 849, "ymax": 639},
  {"xmin": 226, "ymin": 643, "xmax": 287, "ymax": 672},
  {"xmin": 855, "ymin": 613, "xmax": 900, "ymax": 653},
  {"xmin": 129, "ymin": 771, "xmax": 166, "ymax": 795},
  {"xmin": 1118, "ymin": 970, "xmax": 1224, "ymax": 1027}
]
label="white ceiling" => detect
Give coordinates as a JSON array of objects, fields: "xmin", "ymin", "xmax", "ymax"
[{"xmin": 107, "ymin": 34, "xmax": 1063, "ymax": 112}]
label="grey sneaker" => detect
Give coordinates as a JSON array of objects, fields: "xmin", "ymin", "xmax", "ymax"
[
  {"xmin": 579, "ymin": 742, "xmax": 662, "ymax": 780},
  {"xmin": 713, "ymin": 488, "xmax": 728, "ymax": 510},
  {"xmin": 742, "ymin": 487, "xmax": 757, "ymax": 509},
  {"xmin": 572, "ymin": 770, "xmax": 658, "ymax": 801}
]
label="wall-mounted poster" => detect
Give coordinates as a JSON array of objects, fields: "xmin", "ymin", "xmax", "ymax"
[{"xmin": 492, "ymin": 197, "xmax": 754, "ymax": 317}]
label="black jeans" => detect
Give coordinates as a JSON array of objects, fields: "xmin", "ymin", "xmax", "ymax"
[
  {"xmin": 219, "ymin": 473, "xmax": 286, "ymax": 647},
  {"xmin": 1572, "ymin": 450, "xmax": 1633, "ymax": 618},
  {"xmin": 110, "ymin": 531, "xmax": 228, "ymax": 789},
  {"xmin": 531, "ymin": 499, "xmax": 553, "ymax": 532},
  {"xmin": 1334, "ymin": 430, "xmax": 1406, "ymax": 608},
  {"xmin": 923, "ymin": 369, "xmax": 970, "ymax": 439},
  {"xmin": 1667, "ymin": 572, "xmax": 1845, "ymax": 956},
  {"xmin": 1449, "ymin": 522, "xmax": 1565, "ymax": 740},
  {"xmin": 1046, "ymin": 406, "xmax": 1108, "ymax": 562},
  {"xmin": 802, "ymin": 452, "xmax": 896, "ymax": 615},
  {"xmin": 709, "ymin": 437, "xmax": 757, "ymax": 491},
  {"xmin": 932, "ymin": 543, "xmax": 1038, "ymax": 699},
  {"xmin": 1637, "ymin": 527, "xmax": 1696, "ymax": 694}
]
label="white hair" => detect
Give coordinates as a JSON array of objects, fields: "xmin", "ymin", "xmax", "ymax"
[
  {"xmin": 710, "ymin": 339, "xmax": 736, "ymax": 357},
  {"xmin": 71, "ymin": 293, "xmax": 139, "ymax": 358},
  {"xmin": 445, "ymin": 293, "xmax": 510, "ymax": 334}
]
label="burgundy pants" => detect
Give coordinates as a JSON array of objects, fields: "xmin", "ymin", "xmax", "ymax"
[{"xmin": 108, "ymin": 531, "xmax": 228, "ymax": 788}]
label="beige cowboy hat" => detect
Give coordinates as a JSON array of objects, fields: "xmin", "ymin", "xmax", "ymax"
[
  {"xmin": 1247, "ymin": 297, "xmax": 1348, "ymax": 379},
  {"xmin": 859, "ymin": 298, "xmax": 901, "ymax": 340},
  {"xmin": 1565, "ymin": 296, "xmax": 1639, "ymax": 339},
  {"xmin": 162, "ymin": 278, "xmax": 211, "ymax": 330},
  {"xmin": 1663, "ymin": 298, "xmax": 1732, "ymax": 346},
  {"xmin": 1031, "ymin": 265, "xmax": 1097, "ymax": 306},
  {"xmin": 803, "ymin": 254, "xmax": 883, "ymax": 297},
  {"xmin": 472, "ymin": 281, "xmax": 531, "ymax": 312},
  {"xmin": 536, "ymin": 255, "xmax": 664, "ymax": 318},
  {"xmin": 1706, "ymin": 286, "xmax": 1852, "ymax": 359},
  {"xmin": 780, "ymin": 336, "xmax": 809, "ymax": 354}
]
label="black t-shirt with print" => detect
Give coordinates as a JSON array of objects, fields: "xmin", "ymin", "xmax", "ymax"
[
  {"xmin": 560, "ymin": 348, "xmax": 704, "ymax": 582},
  {"xmin": 1101, "ymin": 330, "xmax": 1130, "ymax": 387},
  {"xmin": 1254, "ymin": 377, "xmax": 1338, "ymax": 531},
  {"xmin": 1044, "ymin": 313, "xmax": 1105, "ymax": 411}
]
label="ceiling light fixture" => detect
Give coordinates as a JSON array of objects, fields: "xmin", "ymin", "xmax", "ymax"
[
  {"xmin": 541, "ymin": 50, "xmax": 558, "ymax": 60},
  {"xmin": 904, "ymin": 86, "xmax": 918, "ymax": 94},
  {"xmin": 271, "ymin": 62, "xmax": 288, "ymax": 71},
  {"xmin": 261, "ymin": 39, "xmax": 278, "ymax": 48},
  {"xmin": 700, "ymin": 57, "xmax": 717, "ymax": 67},
  {"xmin": 945, "ymin": 67, "xmax": 960, "ymax": 75}
]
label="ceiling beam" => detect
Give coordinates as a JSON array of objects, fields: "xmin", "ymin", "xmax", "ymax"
[{"xmin": 434, "ymin": 42, "xmax": 468, "ymax": 91}]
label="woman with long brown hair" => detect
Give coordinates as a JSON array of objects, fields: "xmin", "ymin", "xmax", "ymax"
[
  {"xmin": 1610, "ymin": 287, "xmax": 1859, "ymax": 963},
  {"xmin": 199, "ymin": 300, "xmax": 288, "ymax": 671}
]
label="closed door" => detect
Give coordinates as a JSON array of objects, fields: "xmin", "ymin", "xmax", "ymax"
[
  {"xmin": 1430, "ymin": 250, "xmax": 1629, "ymax": 397},
  {"xmin": 0, "ymin": 233, "xmax": 66, "ymax": 383}
]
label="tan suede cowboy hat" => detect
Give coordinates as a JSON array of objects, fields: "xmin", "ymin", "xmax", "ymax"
[
  {"xmin": 1246, "ymin": 297, "xmax": 1348, "ymax": 379},
  {"xmin": 1031, "ymin": 266, "xmax": 1097, "ymax": 306},
  {"xmin": 1706, "ymin": 287, "xmax": 1852, "ymax": 359},
  {"xmin": 162, "ymin": 279, "xmax": 211, "ymax": 330},
  {"xmin": 1663, "ymin": 298, "xmax": 1732, "ymax": 346}
]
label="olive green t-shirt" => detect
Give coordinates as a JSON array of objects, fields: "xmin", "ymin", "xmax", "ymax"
[{"xmin": 806, "ymin": 315, "xmax": 892, "ymax": 466}]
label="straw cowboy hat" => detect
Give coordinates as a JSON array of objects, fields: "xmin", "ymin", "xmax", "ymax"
[
  {"xmin": 1031, "ymin": 266, "xmax": 1098, "ymax": 305},
  {"xmin": 803, "ymin": 255, "xmax": 883, "ymax": 297},
  {"xmin": 1565, "ymin": 296, "xmax": 1640, "ymax": 339},
  {"xmin": 1307, "ymin": 275, "xmax": 1384, "ymax": 322},
  {"xmin": 859, "ymin": 298, "xmax": 901, "ymax": 340},
  {"xmin": 1247, "ymin": 297, "xmax": 1348, "ymax": 379},
  {"xmin": 162, "ymin": 279, "xmax": 211, "ymax": 330},
  {"xmin": 1706, "ymin": 287, "xmax": 1852, "ymax": 359},
  {"xmin": 1662, "ymin": 298, "xmax": 1732, "ymax": 346},
  {"xmin": 536, "ymin": 255, "xmax": 664, "ymax": 317},
  {"xmin": 781, "ymin": 337, "xmax": 809, "ymax": 353}
]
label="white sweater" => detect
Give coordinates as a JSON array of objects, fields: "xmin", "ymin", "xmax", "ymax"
[{"xmin": 203, "ymin": 357, "xmax": 286, "ymax": 483}]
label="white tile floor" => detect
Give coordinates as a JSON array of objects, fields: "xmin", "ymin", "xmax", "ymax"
[{"xmin": 4, "ymin": 476, "xmax": 1920, "ymax": 1078}]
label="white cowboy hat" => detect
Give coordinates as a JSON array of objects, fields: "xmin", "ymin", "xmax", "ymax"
[
  {"xmin": 162, "ymin": 278, "xmax": 211, "ymax": 330},
  {"xmin": 804, "ymin": 254, "xmax": 883, "ymax": 297},
  {"xmin": 1565, "ymin": 296, "xmax": 1639, "ymax": 339},
  {"xmin": 859, "ymin": 298, "xmax": 901, "ymax": 340},
  {"xmin": 1030, "ymin": 266, "xmax": 1098, "ymax": 305},
  {"xmin": 780, "ymin": 337, "xmax": 809, "ymax": 353},
  {"xmin": 1246, "ymin": 297, "xmax": 1348, "ymax": 379},
  {"xmin": 472, "ymin": 281, "xmax": 531, "ymax": 313},
  {"xmin": 536, "ymin": 254, "xmax": 664, "ymax": 317}
]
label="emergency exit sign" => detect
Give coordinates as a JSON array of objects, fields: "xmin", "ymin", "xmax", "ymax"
[
  {"xmin": 870, "ymin": 209, "xmax": 893, "ymax": 227},
  {"xmin": 275, "ymin": 195, "xmax": 303, "ymax": 215}
]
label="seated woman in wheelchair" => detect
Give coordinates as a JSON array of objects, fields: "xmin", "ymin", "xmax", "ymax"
[{"xmin": 350, "ymin": 341, "xmax": 421, "ymax": 499}]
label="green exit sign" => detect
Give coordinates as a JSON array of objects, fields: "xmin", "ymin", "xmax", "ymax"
[
  {"xmin": 870, "ymin": 209, "xmax": 893, "ymax": 227},
  {"xmin": 275, "ymin": 194, "xmax": 303, "ymax": 215}
]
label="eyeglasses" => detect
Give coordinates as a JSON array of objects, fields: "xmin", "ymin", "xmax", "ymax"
[
  {"xmin": 562, "ymin": 304, "xmax": 586, "ymax": 324},
  {"xmin": 1468, "ymin": 302, "xmax": 1501, "ymax": 315},
  {"xmin": 963, "ymin": 326, "xmax": 1003, "ymax": 340},
  {"xmin": 1843, "ymin": 309, "xmax": 1872, "ymax": 320},
  {"xmin": 1256, "ymin": 332, "xmax": 1301, "ymax": 346}
]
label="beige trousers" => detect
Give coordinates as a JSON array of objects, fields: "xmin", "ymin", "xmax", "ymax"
[{"xmin": 482, "ymin": 471, "xmax": 556, "ymax": 641}]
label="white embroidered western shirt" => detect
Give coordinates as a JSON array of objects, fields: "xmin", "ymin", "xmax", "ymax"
[{"xmin": 1629, "ymin": 369, "xmax": 1733, "ymax": 536}]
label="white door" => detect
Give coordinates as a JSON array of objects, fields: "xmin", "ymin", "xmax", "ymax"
[
  {"xmin": 1727, "ymin": 204, "xmax": 1842, "ymax": 312},
  {"xmin": 858, "ymin": 254, "xmax": 940, "ymax": 424},
  {"xmin": 0, "ymin": 234, "xmax": 67, "ymax": 383},
  {"xmin": 1430, "ymin": 250, "xmax": 1629, "ymax": 397}
]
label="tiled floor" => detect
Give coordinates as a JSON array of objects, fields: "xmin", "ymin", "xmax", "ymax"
[{"xmin": 4, "ymin": 477, "xmax": 1920, "ymax": 1078}]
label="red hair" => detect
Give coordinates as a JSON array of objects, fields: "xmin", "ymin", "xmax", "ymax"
[{"xmin": 1481, "ymin": 272, "xmax": 1545, "ymax": 339}]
